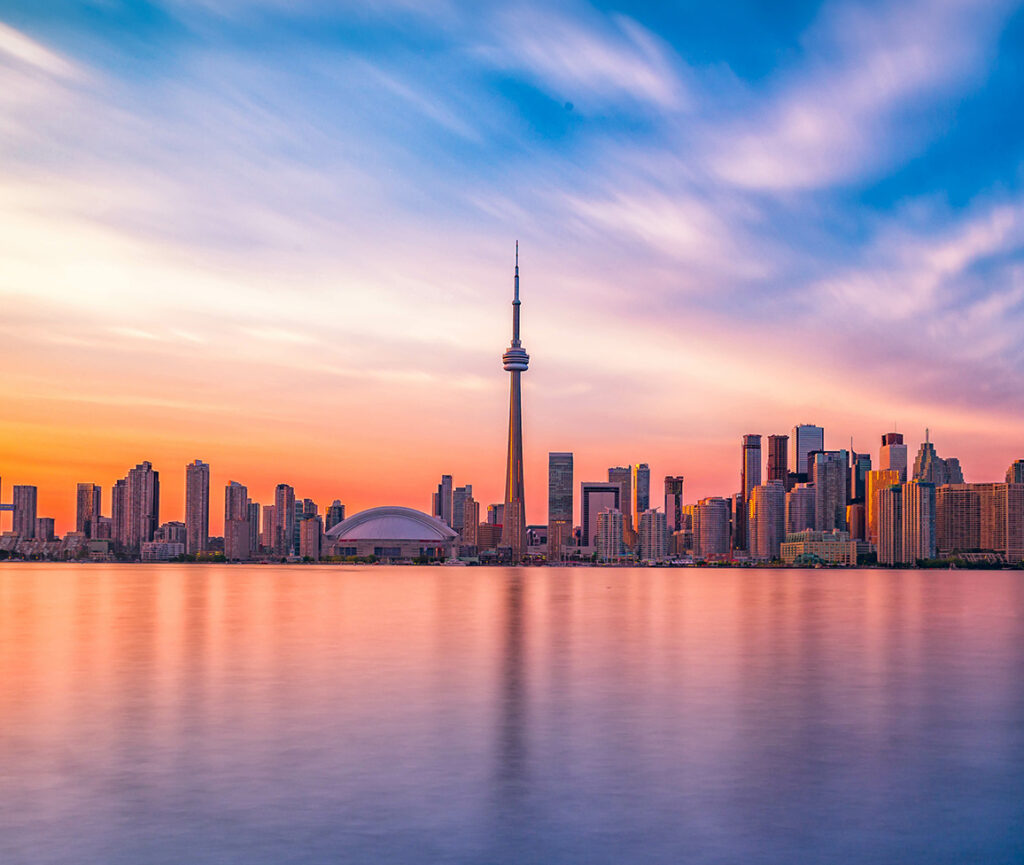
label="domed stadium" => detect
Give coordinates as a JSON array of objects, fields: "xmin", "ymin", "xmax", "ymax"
[{"xmin": 324, "ymin": 506, "xmax": 458, "ymax": 560}]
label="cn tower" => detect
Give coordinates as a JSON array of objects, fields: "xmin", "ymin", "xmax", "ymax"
[{"xmin": 500, "ymin": 242, "xmax": 529, "ymax": 561}]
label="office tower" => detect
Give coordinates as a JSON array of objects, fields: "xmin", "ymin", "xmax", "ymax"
[
  {"xmin": 261, "ymin": 505, "xmax": 276, "ymax": 552},
  {"xmin": 748, "ymin": 481, "xmax": 786, "ymax": 560},
  {"xmin": 325, "ymin": 500, "xmax": 346, "ymax": 532},
  {"xmin": 638, "ymin": 509, "xmax": 668, "ymax": 561},
  {"xmin": 452, "ymin": 484, "xmax": 472, "ymax": 533},
  {"xmin": 1007, "ymin": 461, "xmax": 1024, "ymax": 484},
  {"xmin": 35, "ymin": 517, "xmax": 55, "ymax": 542},
  {"xmin": 632, "ymin": 463, "xmax": 650, "ymax": 518},
  {"xmin": 115, "ymin": 462, "xmax": 159, "ymax": 554},
  {"xmin": 93, "ymin": 516, "xmax": 113, "ymax": 540},
  {"xmin": 846, "ymin": 503, "xmax": 866, "ymax": 540},
  {"xmin": 274, "ymin": 484, "xmax": 295, "ymax": 556},
  {"xmin": 865, "ymin": 469, "xmax": 901, "ymax": 545},
  {"xmin": 487, "ymin": 503, "xmax": 504, "ymax": 525},
  {"xmin": 293, "ymin": 499, "xmax": 317, "ymax": 555},
  {"xmin": 786, "ymin": 483, "xmax": 815, "ymax": 534},
  {"xmin": 672, "ymin": 505, "xmax": 695, "ymax": 555},
  {"xmin": 76, "ymin": 483, "xmax": 102, "ymax": 538},
  {"xmin": 811, "ymin": 450, "xmax": 848, "ymax": 532},
  {"xmin": 767, "ymin": 435, "xmax": 789, "ymax": 489},
  {"xmin": 12, "ymin": 485, "xmax": 38, "ymax": 539},
  {"xmin": 879, "ymin": 432, "xmax": 908, "ymax": 482},
  {"xmin": 462, "ymin": 497, "xmax": 480, "ymax": 547},
  {"xmin": 432, "ymin": 475, "xmax": 454, "ymax": 527},
  {"xmin": 299, "ymin": 515, "xmax": 323, "ymax": 561},
  {"xmin": 695, "ymin": 497, "xmax": 731, "ymax": 558},
  {"xmin": 902, "ymin": 480, "xmax": 936, "ymax": 563},
  {"xmin": 608, "ymin": 467, "xmax": 633, "ymax": 533},
  {"xmin": 791, "ymin": 424, "xmax": 824, "ymax": 476},
  {"xmin": 184, "ymin": 459, "xmax": 210, "ymax": 556},
  {"xmin": 936, "ymin": 484, "xmax": 981, "ymax": 555},
  {"xmin": 548, "ymin": 452, "xmax": 573, "ymax": 562},
  {"xmin": 111, "ymin": 478, "xmax": 126, "ymax": 547},
  {"xmin": 877, "ymin": 485, "xmax": 903, "ymax": 565},
  {"xmin": 664, "ymin": 476, "xmax": 685, "ymax": 531},
  {"xmin": 912, "ymin": 431, "xmax": 964, "ymax": 486},
  {"xmin": 850, "ymin": 451, "xmax": 871, "ymax": 502},
  {"xmin": 248, "ymin": 501, "xmax": 260, "ymax": 552},
  {"xmin": 596, "ymin": 509, "xmax": 624, "ymax": 562},
  {"xmin": 500, "ymin": 244, "xmax": 529, "ymax": 560},
  {"xmin": 581, "ymin": 481, "xmax": 623, "ymax": 548},
  {"xmin": 224, "ymin": 481, "xmax": 251, "ymax": 561},
  {"xmin": 736, "ymin": 434, "xmax": 762, "ymax": 551}
]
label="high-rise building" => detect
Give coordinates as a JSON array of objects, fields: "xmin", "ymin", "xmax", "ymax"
[
  {"xmin": 748, "ymin": 481, "xmax": 786, "ymax": 560},
  {"xmin": 12, "ymin": 485, "xmax": 37, "ymax": 539},
  {"xmin": 185, "ymin": 460, "xmax": 210, "ymax": 556},
  {"xmin": 111, "ymin": 478, "xmax": 126, "ymax": 548},
  {"xmin": 274, "ymin": 484, "xmax": 296, "ymax": 556},
  {"xmin": 119, "ymin": 462, "xmax": 159, "ymax": 554},
  {"xmin": 76, "ymin": 483, "xmax": 102, "ymax": 538},
  {"xmin": 432, "ymin": 475, "xmax": 454, "ymax": 527},
  {"xmin": 935, "ymin": 482, "xmax": 1024, "ymax": 562},
  {"xmin": 462, "ymin": 496, "xmax": 480, "ymax": 547},
  {"xmin": 548, "ymin": 452, "xmax": 573, "ymax": 562},
  {"xmin": 638, "ymin": 509, "xmax": 668, "ymax": 561},
  {"xmin": 632, "ymin": 463, "xmax": 650, "ymax": 520},
  {"xmin": 596, "ymin": 509, "xmax": 624, "ymax": 562},
  {"xmin": 877, "ymin": 484, "xmax": 903, "ymax": 565},
  {"xmin": 500, "ymin": 244, "xmax": 529, "ymax": 561},
  {"xmin": 154, "ymin": 521, "xmax": 186, "ymax": 544},
  {"xmin": 299, "ymin": 515, "xmax": 323, "ymax": 561},
  {"xmin": 767, "ymin": 435, "xmax": 789, "ymax": 489},
  {"xmin": 902, "ymin": 480, "xmax": 936, "ymax": 563},
  {"xmin": 608, "ymin": 467, "xmax": 633, "ymax": 533},
  {"xmin": 694, "ymin": 497, "xmax": 731, "ymax": 559},
  {"xmin": 248, "ymin": 500, "xmax": 260, "ymax": 553},
  {"xmin": 736, "ymin": 434, "xmax": 762, "ymax": 551},
  {"xmin": 224, "ymin": 481, "xmax": 251, "ymax": 561},
  {"xmin": 865, "ymin": 469, "xmax": 901, "ymax": 545},
  {"xmin": 293, "ymin": 499, "xmax": 317, "ymax": 554},
  {"xmin": 846, "ymin": 503, "xmax": 866, "ymax": 541},
  {"xmin": 879, "ymin": 432, "xmax": 908, "ymax": 482},
  {"xmin": 786, "ymin": 483, "xmax": 815, "ymax": 534},
  {"xmin": 326, "ymin": 500, "xmax": 346, "ymax": 532},
  {"xmin": 35, "ymin": 517, "xmax": 55, "ymax": 542},
  {"xmin": 791, "ymin": 424, "xmax": 824, "ymax": 476},
  {"xmin": 452, "ymin": 485, "xmax": 472, "ymax": 532},
  {"xmin": 912, "ymin": 431, "xmax": 964, "ymax": 486},
  {"xmin": 1007, "ymin": 461, "xmax": 1024, "ymax": 485},
  {"xmin": 664, "ymin": 476, "xmax": 685, "ymax": 532},
  {"xmin": 850, "ymin": 451, "xmax": 871, "ymax": 503},
  {"xmin": 261, "ymin": 505, "xmax": 276, "ymax": 552},
  {"xmin": 810, "ymin": 450, "xmax": 848, "ymax": 532},
  {"xmin": 581, "ymin": 481, "xmax": 622, "ymax": 549}
]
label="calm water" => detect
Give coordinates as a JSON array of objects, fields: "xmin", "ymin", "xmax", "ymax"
[{"xmin": 2, "ymin": 564, "xmax": 1023, "ymax": 864}]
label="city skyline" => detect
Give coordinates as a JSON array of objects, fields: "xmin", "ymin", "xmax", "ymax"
[{"xmin": 4, "ymin": 2, "xmax": 1024, "ymax": 532}]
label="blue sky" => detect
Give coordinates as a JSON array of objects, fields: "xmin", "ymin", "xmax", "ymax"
[{"xmin": 2, "ymin": 0, "xmax": 1024, "ymax": 523}]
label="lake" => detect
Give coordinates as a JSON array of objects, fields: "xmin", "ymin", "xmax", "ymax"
[{"xmin": 2, "ymin": 564, "xmax": 1023, "ymax": 864}]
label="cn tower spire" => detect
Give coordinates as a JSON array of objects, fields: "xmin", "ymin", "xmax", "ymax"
[{"xmin": 501, "ymin": 242, "xmax": 529, "ymax": 562}]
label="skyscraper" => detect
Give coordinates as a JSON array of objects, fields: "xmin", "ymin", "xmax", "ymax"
[
  {"xmin": 786, "ymin": 483, "xmax": 815, "ymax": 534},
  {"xmin": 326, "ymin": 500, "xmax": 346, "ymax": 532},
  {"xmin": 121, "ymin": 462, "xmax": 159, "ymax": 554},
  {"xmin": 912, "ymin": 431, "xmax": 964, "ymax": 486},
  {"xmin": 811, "ymin": 450, "xmax": 848, "ymax": 532},
  {"xmin": 736, "ymin": 434, "xmax": 762, "ymax": 551},
  {"xmin": 274, "ymin": 484, "xmax": 295, "ymax": 557},
  {"xmin": 224, "ymin": 481, "xmax": 251, "ymax": 561},
  {"xmin": 877, "ymin": 484, "xmax": 903, "ymax": 565},
  {"xmin": 632, "ymin": 463, "xmax": 650, "ymax": 519},
  {"xmin": 879, "ymin": 432, "xmax": 908, "ymax": 482},
  {"xmin": 596, "ymin": 509, "xmax": 624, "ymax": 562},
  {"xmin": 500, "ymin": 244, "xmax": 529, "ymax": 561},
  {"xmin": 664, "ymin": 476, "xmax": 685, "ymax": 532},
  {"xmin": 748, "ymin": 481, "xmax": 786, "ymax": 560},
  {"xmin": 462, "ymin": 496, "xmax": 480, "ymax": 547},
  {"xmin": 791, "ymin": 424, "xmax": 824, "ymax": 476},
  {"xmin": 12, "ymin": 485, "xmax": 37, "ymax": 539},
  {"xmin": 580, "ymin": 481, "xmax": 622, "ymax": 549},
  {"xmin": 850, "ymin": 450, "xmax": 872, "ymax": 502},
  {"xmin": 902, "ymin": 480, "xmax": 937, "ymax": 563},
  {"xmin": 865, "ymin": 469, "xmax": 901, "ymax": 544},
  {"xmin": 185, "ymin": 459, "xmax": 210, "ymax": 556},
  {"xmin": 694, "ymin": 497, "xmax": 731, "ymax": 558},
  {"xmin": 432, "ymin": 475, "xmax": 454, "ymax": 527},
  {"xmin": 547, "ymin": 452, "xmax": 573, "ymax": 562},
  {"xmin": 767, "ymin": 435, "xmax": 789, "ymax": 488},
  {"xmin": 638, "ymin": 509, "xmax": 668, "ymax": 561},
  {"xmin": 452, "ymin": 484, "xmax": 472, "ymax": 533},
  {"xmin": 76, "ymin": 483, "xmax": 102, "ymax": 538},
  {"xmin": 1007, "ymin": 460, "xmax": 1024, "ymax": 484},
  {"xmin": 608, "ymin": 467, "xmax": 633, "ymax": 533}
]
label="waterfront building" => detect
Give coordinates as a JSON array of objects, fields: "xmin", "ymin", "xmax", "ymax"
[
  {"xmin": 936, "ymin": 482, "xmax": 1024, "ymax": 562},
  {"xmin": 879, "ymin": 432, "xmax": 908, "ymax": 482},
  {"xmin": 767, "ymin": 435, "xmax": 789, "ymax": 489},
  {"xmin": 261, "ymin": 505, "xmax": 275, "ymax": 552},
  {"xmin": 791, "ymin": 424, "xmax": 824, "ymax": 476},
  {"xmin": 877, "ymin": 485, "xmax": 903, "ymax": 565},
  {"xmin": 185, "ymin": 459, "xmax": 210, "ymax": 556},
  {"xmin": 810, "ymin": 450, "xmax": 848, "ymax": 532},
  {"xmin": 111, "ymin": 478, "xmax": 126, "ymax": 547},
  {"xmin": 548, "ymin": 452, "xmax": 573, "ymax": 562},
  {"xmin": 581, "ymin": 481, "xmax": 622, "ymax": 549},
  {"xmin": 500, "ymin": 244, "xmax": 529, "ymax": 561},
  {"xmin": 608, "ymin": 466, "xmax": 633, "ymax": 534},
  {"xmin": 664, "ymin": 476, "xmax": 685, "ymax": 532},
  {"xmin": 248, "ymin": 501, "xmax": 260, "ymax": 552},
  {"xmin": 736, "ymin": 434, "xmax": 762, "ymax": 552},
  {"xmin": 902, "ymin": 480, "xmax": 937, "ymax": 562},
  {"xmin": 780, "ymin": 530, "xmax": 857, "ymax": 565},
  {"xmin": 299, "ymin": 515, "xmax": 322, "ymax": 561},
  {"xmin": 120, "ymin": 462, "xmax": 159, "ymax": 554},
  {"xmin": 487, "ymin": 503, "xmax": 504, "ymax": 526},
  {"xmin": 786, "ymin": 483, "xmax": 815, "ymax": 534},
  {"xmin": 694, "ymin": 497, "xmax": 731, "ymax": 559},
  {"xmin": 748, "ymin": 481, "xmax": 786, "ymax": 560},
  {"xmin": 462, "ymin": 496, "xmax": 480, "ymax": 547},
  {"xmin": 35, "ymin": 517, "xmax": 55, "ymax": 542},
  {"xmin": 912, "ymin": 431, "xmax": 964, "ymax": 486},
  {"xmin": 476, "ymin": 523, "xmax": 501, "ymax": 551},
  {"xmin": 1007, "ymin": 461, "xmax": 1024, "ymax": 484},
  {"xmin": 12, "ymin": 485, "xmax": 37, "ymax": 540},
  {"xmin": 846, "ymin": 503, "xmax": 866, "ymax": 541},
  {"xmin": 224, "ymin": 481, "xmax": 251, "ymax": 561},
  {"xmin": 632, "ymin": 464, "xmax": 650, "ymax": 520},
  {"xmin": 76, "ymin": 483, "xmax": 102, "ymax": 538},
  {"xmin": 274, "ymin": 484, "xmax": 295, "ymax": 556},
  {"xmin": 452, "ymin": 485, "xmax": 472, "ymax": 533},
  {"xmin": 154, "ymin": 521, "xmax": 186, "ymax": 544},
  {"xmin": 432, "ymin": 475, "xmax": 453, "ymax": 527},
  {"xmin": 325, "ymin": 506, "xmax": 458, "ymax": 560},
  {"xmin": 850, "ymin": 451, "xmax": 871, "ymax": 502},
  {"xmin": 325, "ymin": 500, "xmax": 346, "ymax": 532},
  {"xmin": 637, "ymin": 509, "xmax": 668, "ymax": 561},
  {"xmin": 596, "ymin": 508, "xmax": 624, "ymax": 562},
  {"xmin": 865, "ymin": 469, "xmax": 901, "ymax": 544},
  {"xmin": 140, "ymin": 541, "xmax": 185, "ymax": 561}
]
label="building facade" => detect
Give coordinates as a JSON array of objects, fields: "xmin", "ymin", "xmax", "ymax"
[{"xmin": 185, "ymin": 459, "xmax": 210, "ymax": 556}]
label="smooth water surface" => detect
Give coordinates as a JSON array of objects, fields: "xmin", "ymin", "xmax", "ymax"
[{"xmin": 2, "ymin": 564, "xmax": 1023, "ymax": 864}]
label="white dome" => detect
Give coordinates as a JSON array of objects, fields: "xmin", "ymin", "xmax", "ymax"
[{"xmin": 325, "ymin": 506, "xmax": 458, "ymax": 541}]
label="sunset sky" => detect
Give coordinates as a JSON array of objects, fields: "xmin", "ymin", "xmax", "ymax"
[{"xmin": 3, "ymin": 0, "xmax": 1024, "ymax": 534}]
